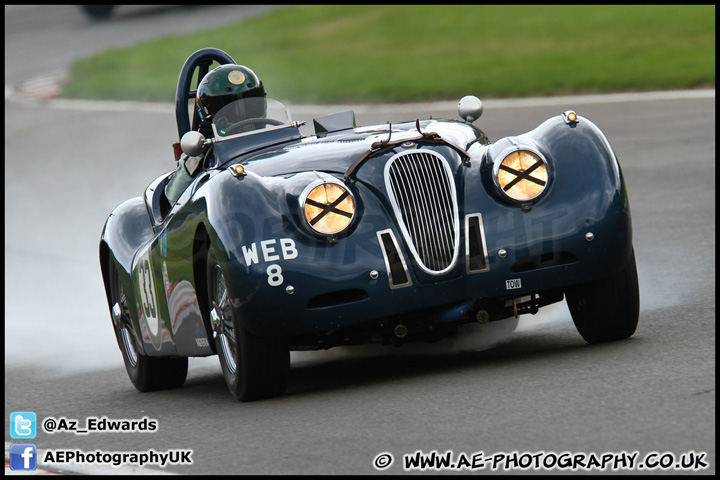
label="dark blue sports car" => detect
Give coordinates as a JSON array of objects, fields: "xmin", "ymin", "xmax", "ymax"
[{"xmin": 100, "ymin": 48, "xmax": 639, "ymax": 401}]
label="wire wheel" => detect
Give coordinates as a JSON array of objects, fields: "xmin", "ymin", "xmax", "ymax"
[
  {"xmin": 206, "ymin": 244, "xmax": 290, "ymax": 401},
  {"xmin": 108, "ymin": 259, "xmax": 187, "ymax": 391},
  {"xmin": 119, "ymin": 319, "xmax": 138, "ymax": 367},
  {"xmin": 211, "ymin": 262, "xmax": 237, "ymax": 375}
]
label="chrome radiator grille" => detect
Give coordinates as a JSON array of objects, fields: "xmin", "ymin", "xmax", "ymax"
[{"xmin": 384, "ymin": 150, "xmax": 460, "ymax": 274}]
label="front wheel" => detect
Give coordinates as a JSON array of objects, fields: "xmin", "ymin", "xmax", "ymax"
[
  {"xmin": 108, "ymin": 261, "xmax": 188, "ymax": 391},
  {"xmin": 565, "ymin": 249, "xmax": 640, "ymax": 344},
  {"xmin": 207, "ymin": 245, "xmax": 289, "ymax": 401}
]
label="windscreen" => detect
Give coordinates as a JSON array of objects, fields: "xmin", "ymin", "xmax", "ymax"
[{"xmin": 212, "ymin": 98, "xmax": 292, "ymax": 138}]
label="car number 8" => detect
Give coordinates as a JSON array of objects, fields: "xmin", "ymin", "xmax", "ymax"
[{"xmin": 267, "ymin": 264, "xmax": 283, "ymax": 286}]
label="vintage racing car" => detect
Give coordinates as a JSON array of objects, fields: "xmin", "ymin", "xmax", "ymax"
[{"xmin": 100, "ymin": 48, "xmax": 639, "ymax": 401}]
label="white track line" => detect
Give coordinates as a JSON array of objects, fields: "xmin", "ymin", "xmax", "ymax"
[{"xmin": 5, "ymin": 76, "xmax": 714, "ymax": 115}]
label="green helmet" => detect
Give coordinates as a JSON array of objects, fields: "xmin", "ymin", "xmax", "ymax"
[{"xmin": 195, "ymin": 64, "xmax": 266, "ymax": 121}]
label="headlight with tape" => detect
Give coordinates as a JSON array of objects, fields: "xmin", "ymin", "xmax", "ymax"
[
  {"xmin": 494, "ymin": 149, "xmax": 550, "ymax": 203},
  {"xmin": 300, "ymin": 179, "xmax": 356, "ymax": 236}
]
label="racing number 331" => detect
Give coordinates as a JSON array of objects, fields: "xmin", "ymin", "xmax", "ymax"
[{"xmin": 136, "ymin": 250, "xmax": 159, "ymax": 334}]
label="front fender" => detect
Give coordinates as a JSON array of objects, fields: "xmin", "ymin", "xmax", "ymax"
[
  {"xmin": 467, "ymin": 114, "xmax": 632, "ymax": 294},
  {"xmin": 197, "ymin": 168, "xmax": 396, "ymax": 336},
  {"xmin": 200, "ymin": 168, "xmax": 300, "ymax": 270}
]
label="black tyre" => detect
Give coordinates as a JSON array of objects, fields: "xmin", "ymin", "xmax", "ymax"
[
  {"xmin": 207, "ymin": 245, "xmax": 289, "ymax": 401},
  {"xmin": 565, "ymin": 249, "xmax": 640, "ymax": 344},
  {"xmin": 81, "ymin": 5, "xmax": 115, "ymax": 20},
  {"xmin": 108, "ymin": 261, "xmax": 188, "ymax": 391}
]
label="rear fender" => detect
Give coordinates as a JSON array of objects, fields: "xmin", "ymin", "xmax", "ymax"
[{"xmin": 99, "ymin": 196, "xmax": 155, "ymax": 353}]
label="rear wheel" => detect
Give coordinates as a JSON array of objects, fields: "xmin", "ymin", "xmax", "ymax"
[
  {"xmin": 81, "ymin": 5, "xmax": 115, "ymax": 20},
  {"xmin": 565, "ymin": 249, "xmax": 640, "ymax": 344},
  {"xmin": 108, "ymin": 261, "xmax": 188, "ymax": 391},
  {"xmin": 207, "ymin": 245, "xmax": 289, "ymax": 401}
]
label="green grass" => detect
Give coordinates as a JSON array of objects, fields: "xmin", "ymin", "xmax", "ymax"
[{"xmin": 61, "ymin": 5, "xmax": 715, "ymax": 104}]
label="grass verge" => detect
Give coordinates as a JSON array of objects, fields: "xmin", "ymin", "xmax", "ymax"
[{"xmin": 60, "ymin": 5, "xmax": 715, "ymax": 104}]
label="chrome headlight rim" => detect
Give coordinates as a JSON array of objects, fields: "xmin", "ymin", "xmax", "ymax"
[
  {"xmin": 492, "ymin": 146, "xmax": 551, "ymax": 205},
  {"xmin": 299, "ymin": 177, "xmax": 357, "ymax": 238}
]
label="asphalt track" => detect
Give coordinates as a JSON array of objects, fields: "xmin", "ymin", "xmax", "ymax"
[{"xmin": 4, "ymin": 5, "xmax": 715, "ymax": 475}]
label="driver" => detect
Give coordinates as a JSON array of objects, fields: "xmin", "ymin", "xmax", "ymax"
[{"xmin": 162, "ymin": 64, "xmax": 266, "ymax": 212}]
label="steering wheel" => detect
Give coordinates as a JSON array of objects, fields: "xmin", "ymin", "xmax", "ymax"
[
  {"xmin": 175, "ymin": 48, "xmax": 236, "ymax": 140},
  {"xmin": 222, "ymin": 118, "xmax": 284, "ymax": 136}
]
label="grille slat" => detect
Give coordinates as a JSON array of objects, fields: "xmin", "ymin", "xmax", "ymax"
[
  {"xmin": 385, "ymin": 150, "xmax": 459, "ymax": 274},
  {"xmin": 404, "ymin": 156, "xmax": 435, "ymax": 266},
  {"xmin": 424, "ymin": 154, "xmax": 450, "ymax": 268},
  {"xmin": 427, "ymin": 153, "xmax": 454, "ymax": 266}
]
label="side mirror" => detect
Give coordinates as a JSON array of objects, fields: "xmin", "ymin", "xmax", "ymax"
[
  {"xmin": 458, "ymin": 96, "xmax": 483, "ymax": 123},
  {"xmin": 180, "ymin": 130, "xmax": 206, "ymax": 157}
]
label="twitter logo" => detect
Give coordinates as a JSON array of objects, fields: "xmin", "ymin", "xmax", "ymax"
[{"xmin": 10, "ymin": 412, "xmax": 37, "ymax": 439}]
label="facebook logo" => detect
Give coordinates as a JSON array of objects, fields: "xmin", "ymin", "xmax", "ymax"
[
  {"xmin": 10, "ymin": 411, "xmax": 37, "ymax": 439},
  {"xmin": 9, "ymin": 444, "xmax": 37, "ymax": 471}
]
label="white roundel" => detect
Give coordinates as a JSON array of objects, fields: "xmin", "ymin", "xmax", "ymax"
[{"xmin": 136, "ymin": 248, "xmax": 161, "ymax": 341}]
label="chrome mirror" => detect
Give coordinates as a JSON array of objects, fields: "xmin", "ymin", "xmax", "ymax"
[
  {"xmin": 180, "ymin": 130, "xmax": 206, "ymax": 157},
  {"xmin": 458, "ymin": 96, "xmax": 483, "ymax": 123}
]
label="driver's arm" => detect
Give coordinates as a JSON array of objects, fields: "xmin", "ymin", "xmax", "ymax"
[{"xmin": 164, "ymin": 153, "xmax": 203, "ymax": 205}]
